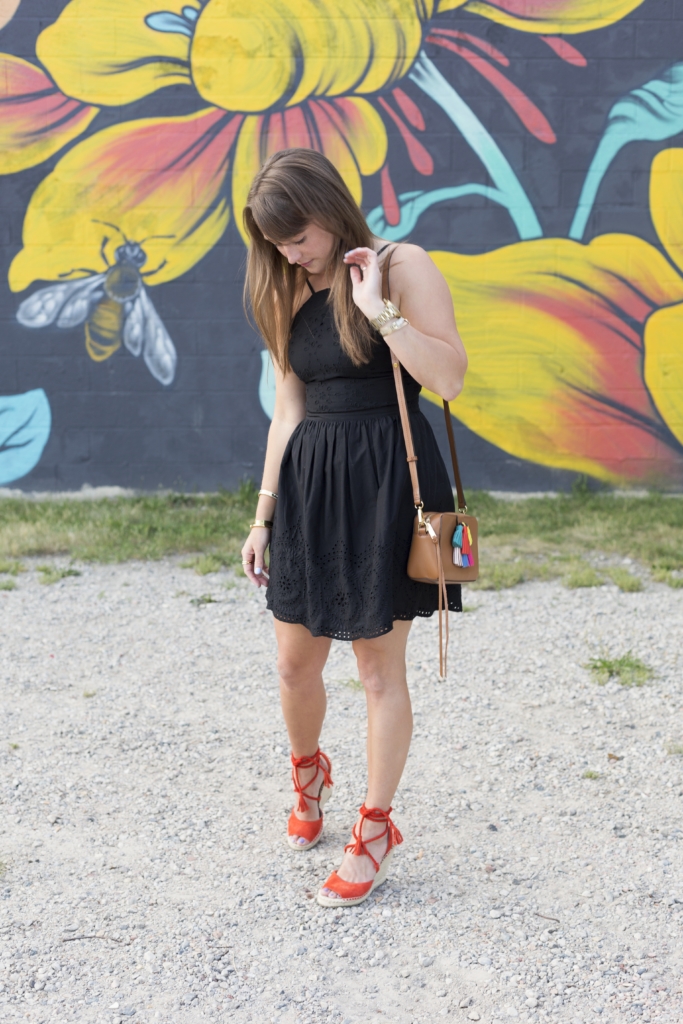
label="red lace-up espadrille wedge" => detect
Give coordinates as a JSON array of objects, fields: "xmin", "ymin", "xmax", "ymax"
[
  {"xmin": 287, "ymin": 748, "xmax": 333, "ymax": 852},
  {"xmin": 316, "ymin": 804, "xmax": 403, "ymax": 907}
]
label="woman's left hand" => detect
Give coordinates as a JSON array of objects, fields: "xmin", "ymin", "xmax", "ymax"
[{"xmin": 343, "ymin": 247, "xmax": 385, "ymax": 321}]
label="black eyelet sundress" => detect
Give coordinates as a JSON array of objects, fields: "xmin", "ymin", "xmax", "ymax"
[{"xmin": 266, "ymin": 273, "xmax": 462, "ymax": 641}]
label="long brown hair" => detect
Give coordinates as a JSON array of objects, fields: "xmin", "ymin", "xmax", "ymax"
[{"xmin": 243, "ymin": 149, "xmax": 378, "ymax": 370}]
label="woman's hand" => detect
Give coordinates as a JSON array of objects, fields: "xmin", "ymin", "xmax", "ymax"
[
  {"xmin": 241, "ymin": 528, "xmax": 270, "ymax": 588},
  {"xmin": 343, "ymin": 247, "xmax": 385, "ymax": 321}
]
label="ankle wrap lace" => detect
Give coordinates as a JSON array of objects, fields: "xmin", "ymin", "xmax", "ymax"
[
  {"xmin": 290, "ymin": 749, "xmax": 333, "ymax": 814},
  {"xmin": 344, "ymin": 804, "xmax": 403, "ymax": 871}
]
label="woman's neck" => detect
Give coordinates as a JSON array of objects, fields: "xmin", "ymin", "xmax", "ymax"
[{"xmin": 306, "ymin": 267, "xmax": 331, "ymax": 291}]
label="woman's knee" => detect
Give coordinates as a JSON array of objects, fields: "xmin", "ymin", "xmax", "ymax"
[
  {"xmin": 356, "ymin": 655, "xmax": 403, "ymax": 696},
  {"xmin": 277, "ymin": 651, "xmax": 322, "ymax": 689}
]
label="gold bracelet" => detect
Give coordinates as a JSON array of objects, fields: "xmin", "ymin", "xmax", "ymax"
[
  {"xmin": 249, "ymin": 520, "xmax": 273, "ymax": 529},
  {"xmin": 258, "ymin": 488, "xmax": 278, "ymax": 500},
  {"xmin": 379, "ymin": 316, "xmax": 410, "ymax": 336},
  {"xmin": 369, "ymin": 299, "xmax": 401, "ymax": 330}
]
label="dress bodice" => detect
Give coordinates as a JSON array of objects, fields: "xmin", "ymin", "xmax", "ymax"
[{"xmin": 288, "ymin": 289, "xmax": 421, "ymax": 418}]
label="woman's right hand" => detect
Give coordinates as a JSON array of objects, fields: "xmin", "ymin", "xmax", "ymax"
[{"xmin": 241, "ymin": 528, "xmax": 271, "ymax": 588}]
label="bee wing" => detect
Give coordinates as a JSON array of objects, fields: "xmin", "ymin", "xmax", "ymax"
[
  {"xmin": 138, "ymin": 288, "xmax": 177, "ymax": 385},
  {"xmin": 122, "ymin": 295, "xmax": 144, "ymax": 357},
  {"xmin": 16, "ymin": 275, "xmax": 106, "ymax": 329},
  {"xmin": 57, "ymin": 275, "xmax": 107, "ymax": 328}
]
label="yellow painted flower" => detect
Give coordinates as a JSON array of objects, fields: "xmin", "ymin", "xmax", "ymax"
[
  {"xmin": 437, "ymin": 0, "xmax": 644, "ymax": 34},
  {"xmin": 5, "ymin": 0, "xmax": 646, "ymax": 291},
  {"xmin": 10, "ymin": 108, "xmax": 242, "ymax": 290},
  {"xmin": 10, "ymin": 0, "xmax": 420, "ymax": 287},
  {"xmin": 425, "ymin": 149, "xmax": 683, "ymax": 485}
]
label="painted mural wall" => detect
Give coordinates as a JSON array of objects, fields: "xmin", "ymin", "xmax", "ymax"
[{"xmin": 1, "ymin": 0, "xmax": 683, "ymax": 491}]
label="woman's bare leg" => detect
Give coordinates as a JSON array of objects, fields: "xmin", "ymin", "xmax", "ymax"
[
  {"xmin": 274, "ymin": 619, "xmax": 332, "ymax": 844},
  {"xmin": 320, "ymin": 620, "xmax": 412, "ymax": 893}
]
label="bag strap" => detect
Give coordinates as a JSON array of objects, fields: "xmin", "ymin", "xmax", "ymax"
[{"xmin": 381, "ymin": 246, "xmax": 467, "ymax": 513}]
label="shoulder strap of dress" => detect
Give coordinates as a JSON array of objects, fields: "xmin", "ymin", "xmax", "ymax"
[
  {"xmin": 382, "ymin": 245, "xmax": 467, "ymax": 513},
  {"xmin": 305, "ymin": 278, "xmax": 315, "ymax": 295}
]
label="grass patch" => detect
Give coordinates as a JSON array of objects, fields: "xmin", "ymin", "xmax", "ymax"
[
  {"xmin": 652, "ymin": 568, "xmax": 683, "ymax": 589},
  {"xmin": 469, "ymin": 557, "xmax": 562, "ymax": 591},
  {"xmin": 180, "ymin": 554, "xmax": 226, "ymax": 575},
  {"xmin": 190, "ymin": 594, "xmax": 218, "ymax": 607},
  {"xmin": 564, "ymin": 563, "xmax": 603, "ymax": 589},
  {"xmin": 587, "ymin": 652, "xmax": 653, "ymax": 687},
  {"xmin": 344, "ymin": 678, "xmax": 364, "ymax": 692},
  {"xmin": 9, "ymin": 742, "xmax": 19, "ymax": 750},
  {"xmin": 606, "ymin": 567, "xmax": 643, "ymax": 592},
  {"xmin": 462, "ymin": 604, "xmax": 479, "ymax": 612},
  {"xmin": 582, "ymin": 770, "xmax": 601, "ymax": 780},
  {"xmin": 83, "ymin": 690, "xmax": 96, "ymax": 698},
  {"xmin": 0, "ymin": 559, "xmax": 25, "ymax": 575},
  {"xmin": 666, "ymin": 742, "xmax": 683, "ymax": 756},
  {"xmin": 467, "ymin": 490, "xmax": 683, "ymax": 582},
  {"xmin": 0, "ymin": 487, "xmax": 680, "ymax": 580},
  {"xmin": 37, "ymin": 565, "xmax": 82, "ymax": 585},
  {"xmin": 0, "ymin": 578, "xmax": 16, "ymax": 591},
  {"xmin": 0, "ymin": 483, "xmax": 257, "ymax": 565},
  {"xmin": 471, "ymin": 563, "xmax": 525, "ymax": 591}
]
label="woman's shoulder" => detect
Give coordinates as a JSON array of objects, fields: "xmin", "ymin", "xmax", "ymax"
[
  {"xmin": 381, "ymin": 241, "xmax": 434, "ymax": 273},
  {"xmin": 381, "ymin": 242, "xmax": 442, "ymax": 295}
]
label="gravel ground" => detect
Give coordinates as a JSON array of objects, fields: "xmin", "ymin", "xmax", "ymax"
[{"xmin": 1, "ymin": 559, "xmax": 682, "ymax": 1024}]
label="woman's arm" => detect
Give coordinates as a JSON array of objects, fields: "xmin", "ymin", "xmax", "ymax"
[
  {"xmin": 343, "ymin": 244, "xmax": 467, "ymax": 401},
  {"xmin": 241, "ymin": 362, "xmax": 306, "ymax": 587}
]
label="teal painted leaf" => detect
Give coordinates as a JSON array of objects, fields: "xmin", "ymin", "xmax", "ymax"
[
  {"xmin": 145, "ymin": 11, "xmax": 194, "ymax": 35},
  {"xmin": 0, "ymin": 389, "xmax": 52, "ymax": 485},
  {"xmin": 570, "ymin": 62, "xmax": 683, "ymax": 241}
]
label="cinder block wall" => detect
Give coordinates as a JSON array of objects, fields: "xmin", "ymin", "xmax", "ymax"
[{"xmin": 1, "ymin": 0, "xmax": 682, "ymax": 492}]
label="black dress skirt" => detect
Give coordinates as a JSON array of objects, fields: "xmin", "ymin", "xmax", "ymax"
[{"xmin": 266, "ymin": 287, "xmax": 461, "ymax": 640}]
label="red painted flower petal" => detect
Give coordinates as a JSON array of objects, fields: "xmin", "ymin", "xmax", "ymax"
[
  {"xmin": 391, "ymin": 87, "xmax": 426, "ymax": 131},
  {"xmin": 426, "ymin": 35, "xmax": 556, "ymax": 144},
  {"xmin": 540, "ymin": 35, "xmax": 587, "ymax": 66},
  {"xmin": 0, "ymin": 55, "xmax": 98, "ymax": 172},
  {"xmin": 377, "ymin": 96, "xmax": 434, "ymax": 176},
  {"xmin": 381, "ymin": 164, "xmax": 400, "ymax": 226},
  {"xmin": 430, "ymin": 28, "xmax": 510, "ymax": 67}
]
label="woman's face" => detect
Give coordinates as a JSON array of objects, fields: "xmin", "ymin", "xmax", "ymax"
[{"xmin": 270, "ymin": 222, "xmax": 336, "ymax": 275}]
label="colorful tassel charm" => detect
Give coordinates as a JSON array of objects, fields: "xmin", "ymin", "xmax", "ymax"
[
  {"xmin": 452, "ymin": 522, "xmax": 464, "ymax": 566},
  {"xmin": 460, "ymin": 522, "xmax": 473, "ymax": 568}
]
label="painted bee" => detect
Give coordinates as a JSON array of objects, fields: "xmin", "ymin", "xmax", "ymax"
[{"xmin": 17, "ymin": 222, "xmax": 177, "ymax": 386}]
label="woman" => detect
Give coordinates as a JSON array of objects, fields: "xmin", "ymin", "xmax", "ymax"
[{"xmin": 241, "ymin": 149, "xmax": 467, "ymax": 907}]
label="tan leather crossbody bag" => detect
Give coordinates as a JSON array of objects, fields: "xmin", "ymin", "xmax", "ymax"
[{"xmin": 382, "ymin": 247, "xmax": 479, "ymax": 677}]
